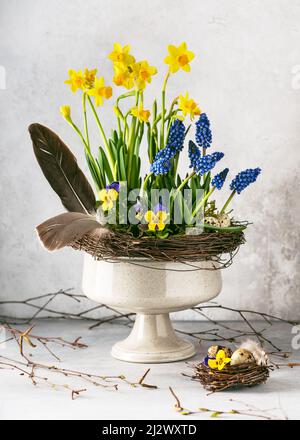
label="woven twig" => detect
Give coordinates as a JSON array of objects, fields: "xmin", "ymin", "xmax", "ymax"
[
  {"xmin": 72, "ymin": 227, "xmax": 246, "ymax": 267},
  {"xmin": 191, "ymin": 362, "xmax": 271, "ymax": 392}
]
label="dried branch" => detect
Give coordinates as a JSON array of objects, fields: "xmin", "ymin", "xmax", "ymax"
[
  {"xmin": 1, "ymin": 289, "xmax": 298, "ymax": 355},
  {"xmin": 169, "ymin": 387, "xmax": 287, "ymax": 419}
]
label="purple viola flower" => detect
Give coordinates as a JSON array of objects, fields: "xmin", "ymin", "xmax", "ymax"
[
  {"xmin": 106, "ymin": 181, "xmax": 120, "ymax": 192},
  {"xmin": 133, "ymin": 199, "xmax": 142, "ymax": 214},
  {"xmin": 153, "ymin": 203, "xmax": 168, "ymax": 214},
  {"xmin": 203, "ymin": 356, "xmax": 215, "ymax": 367}
]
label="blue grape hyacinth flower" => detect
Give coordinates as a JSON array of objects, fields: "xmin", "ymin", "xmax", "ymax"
[
  {"xmin": 195, "ymin": 152, "xmax": 224, "ymax": 176},
  {"xmin": 150, "ymin": 157, "xmax": 172, "ymax": 175},
  {"xmin": 211, "ymin": 168, "xmax": 229, "ymax": 190},
  {"xmin": 166, "ymin": 119, "xmax": 185, "ymax": 152},
  {"xmin": 230, "ymin": 168, "xmax": 261, "ymax": 194},
  {"xmin": 149, "ymin": 120, "xmax": 186, "ymax": 176},
  {"xmin": 150, "ymin": 147, "xmax": 173, "ymax": 175},
  {"xmin": 195, "ymin": 113, "xmax": 212, "ymax": 149},
  {"xmin": 188, "ymin": 140, "xmax": 201, "ymax": 169},
  {"xmin": 211, "ymin": 152, "xmax": 224, "ymax": 162}
]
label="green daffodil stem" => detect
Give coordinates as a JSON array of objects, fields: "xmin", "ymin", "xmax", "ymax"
[
  {"xmin": 82, "ymin": 93, "xmax": 90, "ymax": 151},
  {"xmin": 127, "ymin": 90, "xmax": 140, "ymax": 187},
  {"xmin": 160, "ymin": 71, "xmax": 170, "ymax": 148},
  {"xmin": 192, "ymin": 186, "xmax": 215, "ymax": 217},
  {"xmin": 173, "ymin": 171, "xmax": 196, "ymax": 199},
  {"xmin": 220, "ymin": 190, "xmax": 236, "ymax": 214},
  {"xmin": 87, "ymin": 96, "xmax": 116, "ymax": 179},
  {"xmin": 67, "ymin": 120, "xmax": 88, "ymax": 150},
  {"xmin": 67, "ymin": 120, "xmax": 103, "ymax": 189}
]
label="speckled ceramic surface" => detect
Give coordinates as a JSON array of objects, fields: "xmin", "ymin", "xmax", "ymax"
[{"xmin": 82, "ymin": 254, "xmax": 222, "ymax": 363}]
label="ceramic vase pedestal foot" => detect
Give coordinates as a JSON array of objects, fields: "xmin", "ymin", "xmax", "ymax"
[
  {"xmin": 111, "ymin": 313, "xmax": 195, "ymax": 363},
  {"xmin": 82, "ymin": 255, "xmax": 222, "ymax": 364}
]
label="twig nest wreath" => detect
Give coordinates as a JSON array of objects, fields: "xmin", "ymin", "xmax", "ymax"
[
  {"xmin": 29, "ymin": 42, "xmax": 261, "ymax": 267},
  {"xmin": 192, "ymin": 339, "xmax": 270, "ymax": 392}
]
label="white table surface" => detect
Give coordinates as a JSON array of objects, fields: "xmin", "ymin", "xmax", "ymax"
[{"xmin": 0, "ymin": 319, "xmax": 299, "ymax": 420}]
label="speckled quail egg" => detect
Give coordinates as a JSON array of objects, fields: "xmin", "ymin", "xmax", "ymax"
[
  {"xmin": 208, "ymin": 345, "xmax": 232, "ymax": 358},
  {"xmin": 218, "ymin": 214, "xmax": 231, "ymax": 228},
  {"xmin": 204, "ymin": 216, "xmax": 220, "ymax": 227},
  {"xmin": 230, "ymin": 348, "xmax": 255, "ymax": 366}
]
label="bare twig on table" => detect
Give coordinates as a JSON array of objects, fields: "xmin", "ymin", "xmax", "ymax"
[
  {"xmin": 1, "ymin": 324, "xmax": 87, "ymax": 362},
  {"xmin": 1, "ymin": 289, "xmax": 298, "ymax": 353},
  {"xmin": 0, "ymin": 352, "xmax": 159, "ymax": 399},
  {"xmin": 175, "ymin": 303, "xmax": 299, "ymax": 353},
  {"xmin": 72, "ymin": 389, "xmax": 87, "ymax": 400},
  {"xmin": 169, "ymin": 387, "xmax": 287, "ymax": 419},
  {"xmin": 0, "ymin": 319, "xmax": 159, "ymax": 399},
  {"xmin": 0, "ymin": 288, "xmax": 134, "ymax": 328},
  {"xmin": 119, "ymin": 368, "xmax": 158, "ymax": 390}
]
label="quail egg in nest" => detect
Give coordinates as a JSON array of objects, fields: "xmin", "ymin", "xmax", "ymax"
[
  {"xmin": 204, "ymin": 216, "xmax": 220, "ymax": 227},
  {"xmin": 230, "ymin": 348, "xmax": 255, "ymax": 366},
  {"xmin": 218, "ymin": 214, "xmax": 231, "ymax": 228}
]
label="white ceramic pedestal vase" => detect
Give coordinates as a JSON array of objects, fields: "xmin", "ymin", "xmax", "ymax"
[{"xmin": 82, "ymin": 254, "xmax": 222, "ymax": 363}]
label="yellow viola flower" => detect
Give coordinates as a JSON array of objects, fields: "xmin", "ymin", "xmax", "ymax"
[
  {"xmin": 178, "ymin": 92, "xmax": 201, "ymax": 120},
  {"xmin": 144, "ymin": 210, "xmax": 168, "ymax": 231},
  {"xmin": 60, "ymin": 105, "xmax": 71, "ymax": 120},
  {"xmin": 113, "ymin": 63, "xmax": 135, "ymax": 90},
  {"xmin": 208, "ymin": 349, "xmax": 231, "ymax": 371},
  {"xmin": 164, "ymin": 42, "xmax": 195, "ymax": 73},
  {"xmin": 108, "ymin": 43, "xmax": 135, "ymax": 65},
  {"xmin": 64, "ymin": 69, "xmax": 85, "ymax": 92},
  {"xmin": 99, "ymin": 188, "xmax": 118, "ymax": 211},
  {"xmin": 87, "ymin": 77, "xmax": 113, "ymax": 106},
  {"xmin": 131, "ymin": 105, "xmax": 150, "ymax": 123},
  {"xmin": 83, "ymin": 68, "xmax": 97, "ymax": 89},
  {"xmin": 132, "ymin": 60, "xmax": 157, "ymax": 90}
]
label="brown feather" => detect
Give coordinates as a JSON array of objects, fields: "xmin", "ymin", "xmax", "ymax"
[
  {"xmin": 36, "ymin": 212, "xmax": 111, "ymax": 251},
  {"xmin": 29, "ymin": 123, "xmax": 96, "ymax": 214}
]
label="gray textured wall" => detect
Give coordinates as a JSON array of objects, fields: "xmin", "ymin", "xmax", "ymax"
[{"xmin": 0, "ymin": 0, "xmax": 299, "ymax": 319}]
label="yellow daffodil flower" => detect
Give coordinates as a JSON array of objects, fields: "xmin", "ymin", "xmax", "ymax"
[
  {"xmin": 99, "ymin": 188, "xmax": 118, "ymax": 211},
  {"xmin": 60, "ymin": 105, "xmax": 71, "ymax": 120},
  {"xmin": 164, "ymin": 42, "xmax": 195, "ymax": 73},
  {"xmin": 113, "ymin": 63, "xmax": 135, "ymax": 90},
  {"xmin": 208, "ymin": 349, "xmax": 231, "ymax": 371},
  {"xmin": 108, "ymin": 43, "xmax": 135, "ymax": 65},
  {"xmin": 88, "ymin": 77, "xmax": 112, "ymax": 106},
  {"xmin": 178, "ymin": 92, "xmax": 201, "ymax": 120},
  {"xmin": 131, "ymin": 105, "xmax": 150, "ymax": 122},
  {"xmin": 144, "ymin": 210, "xmax": 168, "ymax": 231},
  {"xmin": 64, "ymin": 69, "xmax": 85, "ymax": 92},
  {"xmin": 131, "ymin": 60, "xmax": 157, "ymax": 90},
  {"xmin": 83, "ymin": 68, "xmax": 97, "ymax": 89}
]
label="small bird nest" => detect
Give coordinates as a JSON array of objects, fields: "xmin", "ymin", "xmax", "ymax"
[
  {"xmin": 72, "ymin": 226, "xmax": 246, "ymax": 267},
  {"xmin": 191, "ymin": 362, "xmax": 270, "ymax": 393}
]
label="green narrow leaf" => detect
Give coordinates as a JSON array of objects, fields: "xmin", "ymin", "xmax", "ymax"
[
  {"xmin": 98, "ymin": 147, "xmax": 114, "ymax": 183},
  {"xmin": 118, "ymin": 146, "xmax": 127, "ymax": 181},
  {"xmin": 108, "ymin": 139, "xmax": 118, "ymax": 163},
  {"xmin": 112, "ymin": 129, "xmax": 118, "ymax": 145},
  {"xmin": 85, "ymin": 150, "xmax": 103, "ymax": 190}
]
